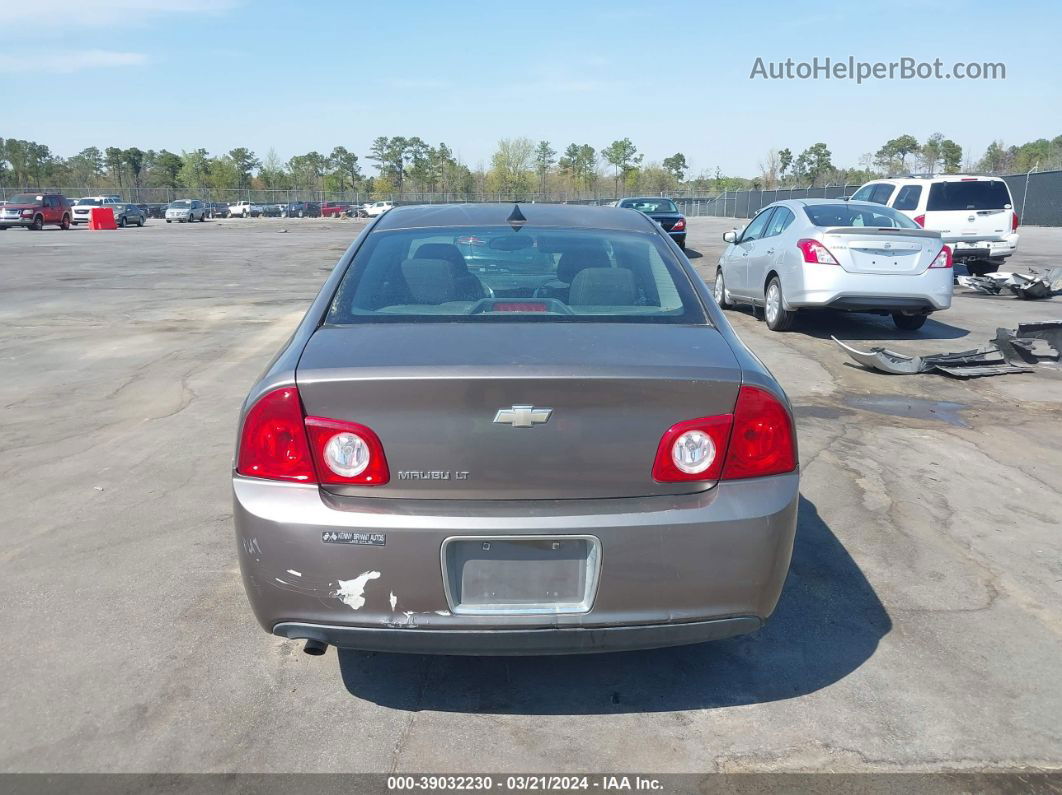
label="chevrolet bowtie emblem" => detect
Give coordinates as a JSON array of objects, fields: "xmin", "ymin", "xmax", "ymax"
[{"xmin": 493, "ymin": 405, "xmax": 552, "ymax": 428}]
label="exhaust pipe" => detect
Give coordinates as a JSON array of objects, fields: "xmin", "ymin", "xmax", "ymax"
[{"xmin": 302, "ymin": 638, "xmax": 328, "ymax": 656}]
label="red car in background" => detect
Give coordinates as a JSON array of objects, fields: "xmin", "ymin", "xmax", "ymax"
[
  {"xmin": 0, "ymin": 192, "xmax": 72, "ymax": 230},
  {"xmin": 319, "ymin": 201, "xmax": 353, "ymax": 218}
]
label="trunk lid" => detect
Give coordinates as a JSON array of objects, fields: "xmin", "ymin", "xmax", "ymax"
[
  {"xmin": 646, "ymin": 212, "xmax": 683, "ymax": 232},
  {"xmin": 296, "ymin": 323, "xmax": 741, "ymax": 499},
  {"xmin": 821, "ymin": 227, "xmax": 944, "ymax": 275}
]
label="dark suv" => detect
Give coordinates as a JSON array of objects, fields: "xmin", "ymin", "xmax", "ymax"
[{"xmin": 0, "ymin": 193, "xmax": 72, "ymax": 230}]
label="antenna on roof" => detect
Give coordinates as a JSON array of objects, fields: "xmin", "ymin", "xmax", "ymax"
[{"xmin": 507, "ymin": 203, "xmax": 526, "ymax": 231}]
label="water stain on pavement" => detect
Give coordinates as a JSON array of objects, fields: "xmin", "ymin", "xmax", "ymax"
[{"xmin": 843, "ymin": 395, "xmax": 970, "ymax": 428}]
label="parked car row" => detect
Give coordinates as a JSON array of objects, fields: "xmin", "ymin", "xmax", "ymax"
[
  {"xmin": 219, "ymin": 200, "xmax": 394, "ymax": 218},
  {"xmin": 0, "ymin": 193, "xmax": 146, "ymax": 230},
  {"xmin": 1, "ymin": 193, "xmax": 396, "ymax": 229}
]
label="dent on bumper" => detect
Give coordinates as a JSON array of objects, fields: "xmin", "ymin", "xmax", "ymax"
[{"xmin": 232, "ymin": 473, "xmax": 799, "ymax": 651}]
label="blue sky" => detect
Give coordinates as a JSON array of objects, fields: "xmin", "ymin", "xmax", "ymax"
[{"xmin": 2, "ymin": 0, "xmax": 1060, "ymax": 176}]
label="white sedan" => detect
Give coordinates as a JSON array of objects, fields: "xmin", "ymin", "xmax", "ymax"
[{"xmin": 713, "ymin": 199, "xmax": 953, "ymax": 331}]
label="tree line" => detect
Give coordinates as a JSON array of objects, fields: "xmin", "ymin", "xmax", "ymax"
[
  {"xmin": 757, "ymin": 132, "xmax": 1062, "ymax": 191},
  {"xmin": 0, "ymin": 134, "xmax": 692, "ymax": 199},
  {"xmin": 2, "ymin": 132, "xmax": 1059, "ymax": 199}
]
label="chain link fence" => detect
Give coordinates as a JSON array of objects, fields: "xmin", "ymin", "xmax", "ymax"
[
  {"xmin": 4, "ymin": 170, "xmax": 1061, "ymax": 224},
  {"xmin": 674, "ymin": 171, "xmax": 1062, "ymax": 225}
]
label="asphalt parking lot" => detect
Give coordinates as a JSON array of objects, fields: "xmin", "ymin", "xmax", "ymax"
[{"xmin": 2, "ymin": 215, "xmax": 1061, "ymax": 774}]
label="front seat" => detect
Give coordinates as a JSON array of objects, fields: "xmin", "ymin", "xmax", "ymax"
[
  {"xmin": 414, "ymin": 243, "xmax": 486, "ymax": 301},
  {"xmin": 568, "ymin": 267, "xmax": 637, "ymax": 307}
]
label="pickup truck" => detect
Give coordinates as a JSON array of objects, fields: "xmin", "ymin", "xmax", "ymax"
[
  {"xmin": 228, "ymin": 200, "xmax": 262, "ymax": 218},
  {"xmin": 320, "ymin": 201, "xmax": 353, "ymax": 218},
  {"xmin": 361, "ymin": 200, "xmax": 393, "ymax": 218}
]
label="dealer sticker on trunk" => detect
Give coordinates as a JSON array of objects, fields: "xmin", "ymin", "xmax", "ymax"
[{"xmin": 322, "ymin": 531, "xmax": 386, "ymax": 546}]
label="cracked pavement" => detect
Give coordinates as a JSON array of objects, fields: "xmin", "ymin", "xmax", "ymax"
[{"xmin": 1, "ymin": 215, "xmax": 1060, "ymax": 773}]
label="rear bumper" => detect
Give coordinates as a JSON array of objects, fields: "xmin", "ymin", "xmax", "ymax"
[
  {"xmin": 275, "ymin": 616, "xmax": 762, "ymax": 655},
  {"xmin": 233, "ymin": 473, "xmax": 799, "ymax": 654},
  {"xmin": 948, "ymin": 234, "xmax": 1018, "ymax": 261},
  {"xmin": 826, "ymin": 296, "xmax": 936, "ymax": 313},
  {"xmin": 787, "ymin": 263, "xmax": 952, "ymax": 311}
]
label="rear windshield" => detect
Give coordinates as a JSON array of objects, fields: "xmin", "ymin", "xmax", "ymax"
[
  {"xmin": 619, "ymin": 198, "xmax": 678, "ymax": 213},
  {"xmin": 325, "ymin": 226, "xmax": 705, "ymax": 324},
  {"xmin": 927, "ymin": 180, "xmax": 1011, "ymax": 211},
  {"xmin": 804, "ymin": 203, "xmax": 921, "ymax": 229}
]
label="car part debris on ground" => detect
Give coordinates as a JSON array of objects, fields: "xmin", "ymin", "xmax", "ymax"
[
  {"xmin": 957, "ymin": 267, "xmax": 1062, "ymax": 300},
  {"xmin": 833, "ymin": 321, "xmax": 1062, "ymax": 378}
]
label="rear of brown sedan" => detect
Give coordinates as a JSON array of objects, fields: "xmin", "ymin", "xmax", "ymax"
[{"xmin": 233, "ymin": 204, "xmax": 798, "ymax": 655}]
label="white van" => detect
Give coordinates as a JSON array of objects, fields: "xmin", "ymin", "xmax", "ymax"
[{"xmin": 851, "ymin": 175, "xmax": 1019, "ymax": 275}]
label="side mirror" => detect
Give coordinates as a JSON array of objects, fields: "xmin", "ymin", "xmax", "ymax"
[{"xmin": 722, "ymin": 230, "xmax": 738, "ymax": 244}]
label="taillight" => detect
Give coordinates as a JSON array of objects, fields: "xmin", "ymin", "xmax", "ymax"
[
  {"xmin": 237, "ymin": 387, "xmax": 315, "ymax": 482},
  {"xmin": 305, "ymin": 417, "xmax": 389, "ymax": 485},
  {"xmin": 672, "ymin": 217, "xmax": 686, "ymax": 231},
  {"xmin": 721, "ymin": 386, "xmax": 797, "ymax": 480},
  {"xmin": 796, "ymin": 238, "xmax": 839, "ymax": 265},
  {"xmin": 652, "ymin": 416, "xmax": 733, "ymax": 482},
  {"xmin": 928, "ymin": 244, "xmax": 953, "ymax": 269},
  {"xmin": 1012, "ymin": 211, "xmax": 1019, "ymax": 232},
  {"xmin": 913, "ymin": 214, "xmax": 926, "ymax": 227},
  {"xmin": 652, "ymin": 386, "xmax": 796, "ymax": 483},
  {"xmin": 237, "ymin": 387, "xmax": 389, "ymax": 485}
]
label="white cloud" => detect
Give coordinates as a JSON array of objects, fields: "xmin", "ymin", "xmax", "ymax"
[{"xmin": 0, "ymin": 50, "xmax": 147, "ymax": 74}]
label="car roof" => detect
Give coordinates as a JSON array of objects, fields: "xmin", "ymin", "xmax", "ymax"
[
  {"xmin": 752, "ymin": 198, "xmax": 895, "ymax": 212},
  {"xmin": 865, "ymin": 174, "xmax": 1005, "ymax": 184},
  {"xmin": 374, "ymin": 202, "xmax": 655, "ymax": 231}
]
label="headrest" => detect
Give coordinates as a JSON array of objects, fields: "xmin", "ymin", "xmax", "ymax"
[
  {"xmin": 557, "ymin": 246, "xmax": 611, "ymax": 284},
  {"xmin": 568, "ymin": 267, "xmax": 637, "ymax": 306},
  {"xmin": 400, "ymin": 258, "xmax": 456, "ymax": 304},
  {"xmin": 414, "ymin": 243, "xmax": 469, "ymax": 274}
]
